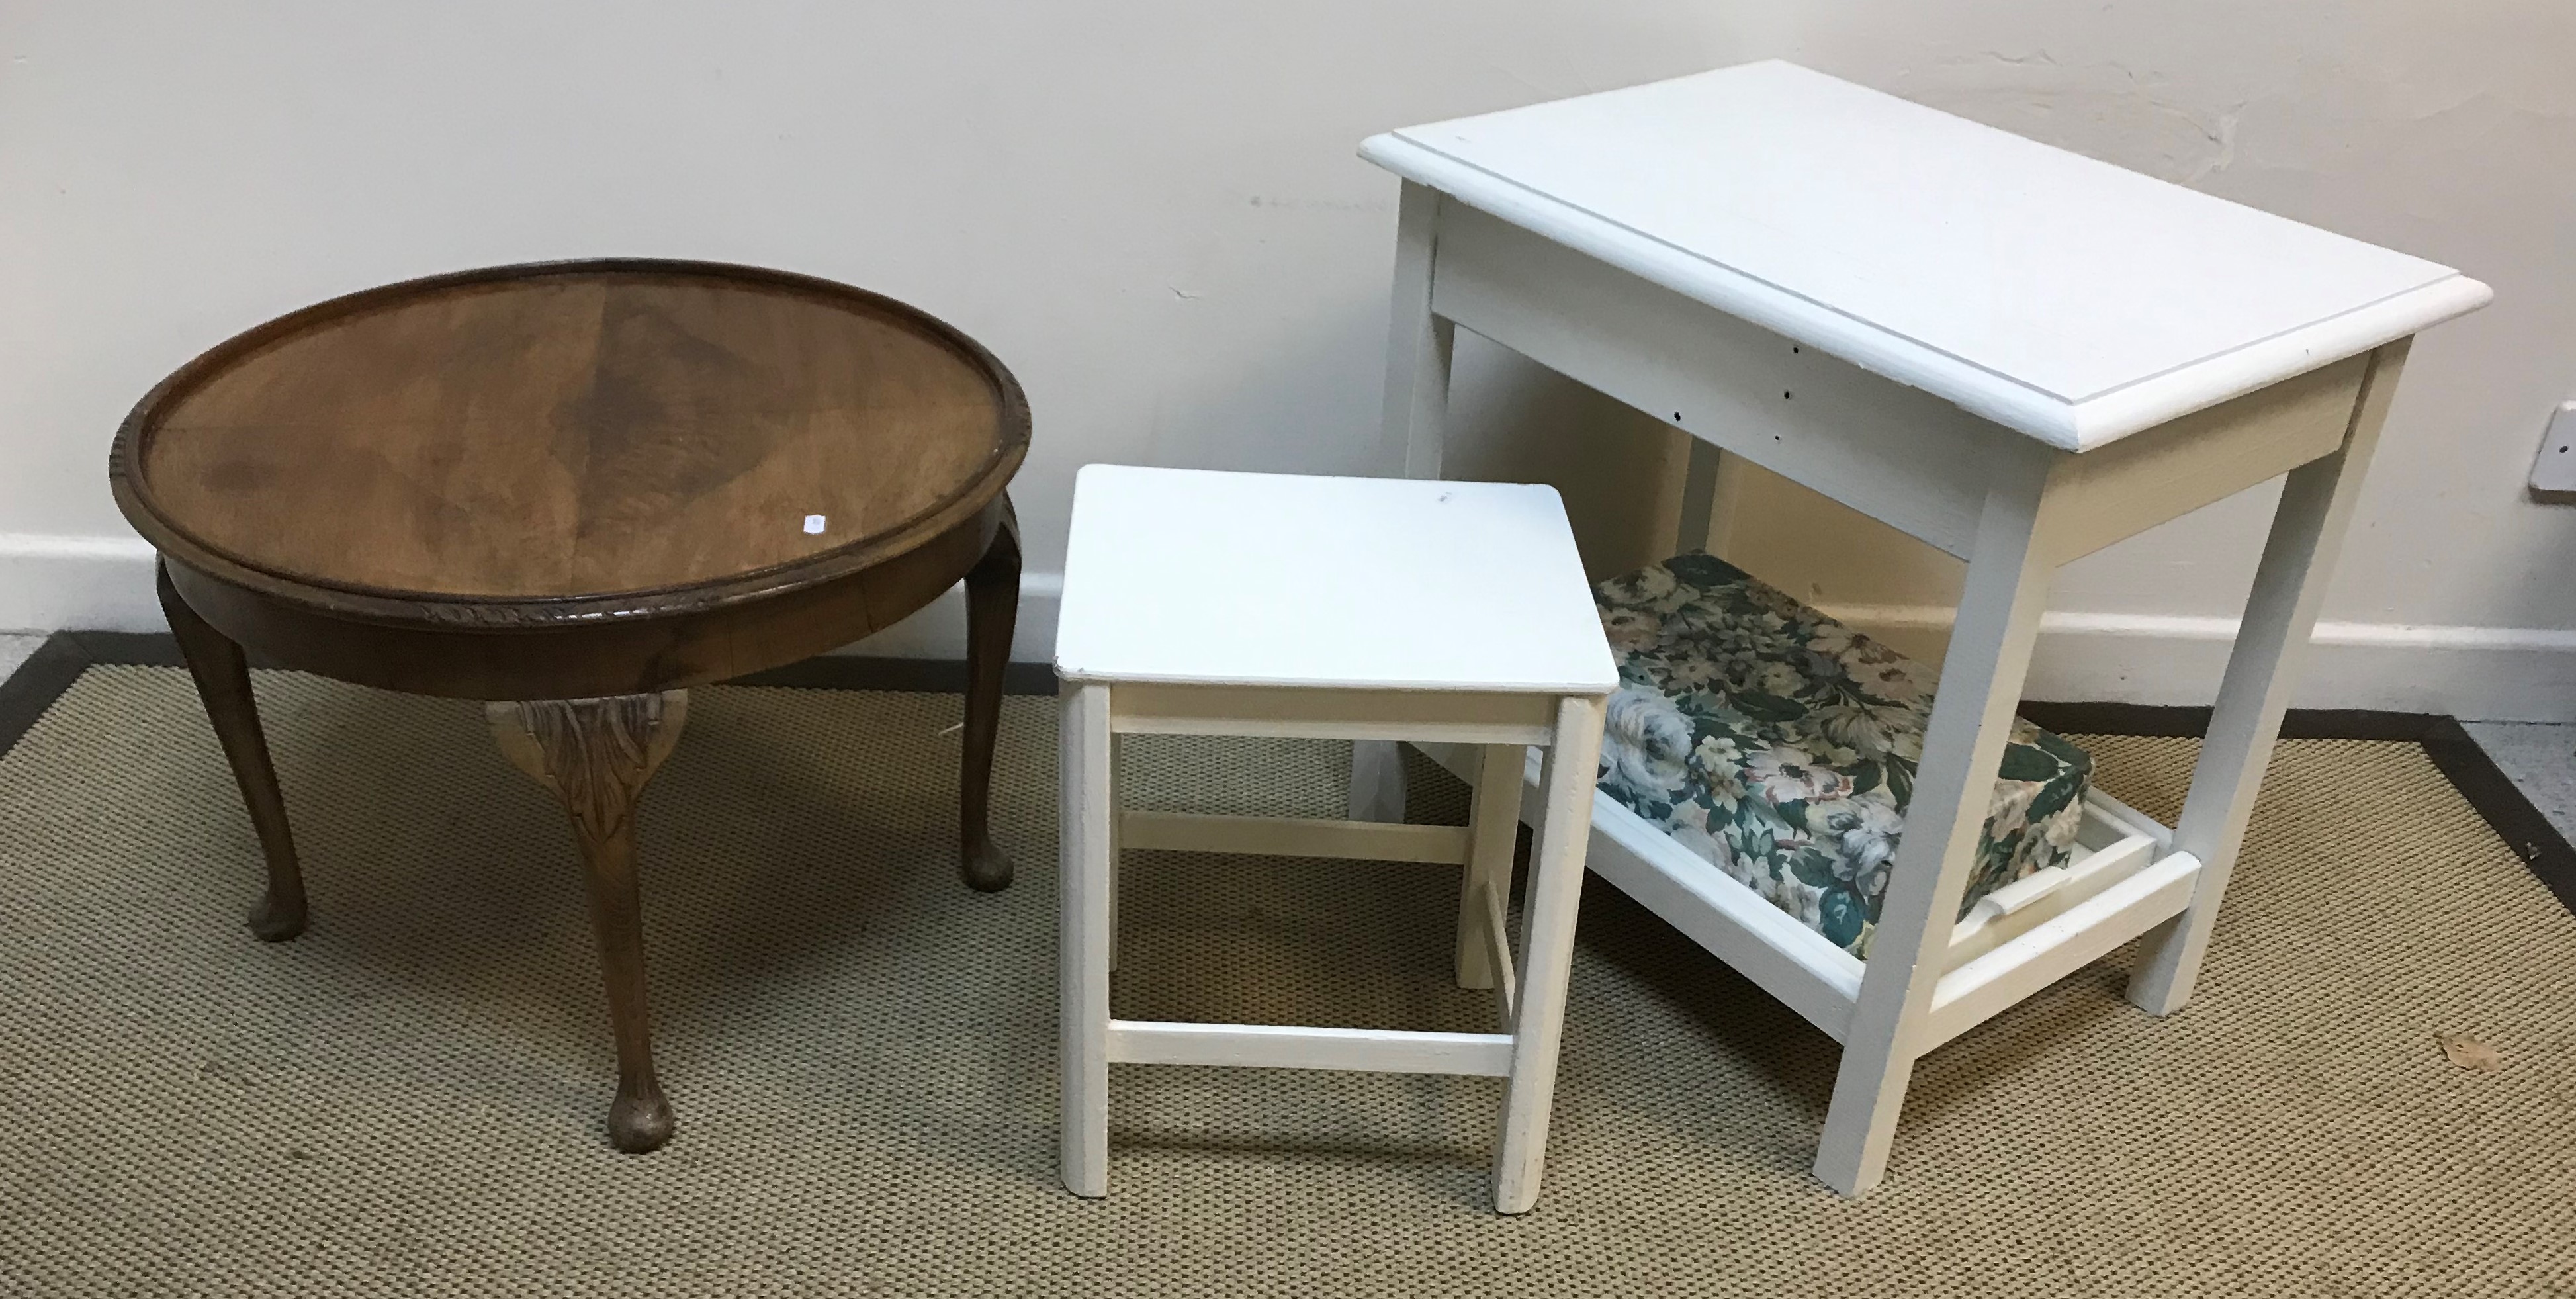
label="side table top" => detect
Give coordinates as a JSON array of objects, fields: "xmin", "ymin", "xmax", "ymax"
[
  {"xmin": 1361, "ymin": 60, "xmax": 2490, "ymax": 451},
  {"xmin": 113, "ymin": 260, "xmax": 1028, "ymax": 621}
]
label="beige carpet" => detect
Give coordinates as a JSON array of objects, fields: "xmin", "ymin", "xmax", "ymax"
[{"xmin": 0, "ymin": 667, "xmax": 2571, "ymax": 1297}]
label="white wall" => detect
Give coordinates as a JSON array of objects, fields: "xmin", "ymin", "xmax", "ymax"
[
  {"xmin": 1715, "ymin": 3, "xmax": 2576, "ymax": 719},
  {"xmin": 5, "ymin": 3, "xmax": 2572, "ymax": 715}
]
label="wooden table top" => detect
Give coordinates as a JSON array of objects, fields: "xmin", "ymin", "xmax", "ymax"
[{"xmin": 113, "ymin": 260, "xmax": 1029, "ymax": 618}]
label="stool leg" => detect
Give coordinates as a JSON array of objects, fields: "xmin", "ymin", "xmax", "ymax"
[
  {"xmin": 1107, "ymin": 733, "xmax": 1125, "ymax": 974},
  {"xmin": 1456, "ymin": 743, "xmax": 1525, "ymax": 991},
  {"xmin": 1060, "ymin": 682, "xmax": 1114, "ymax": 1196},
  {"xmin": 1493, "ymin": 696, "xmax": 1604, "ymax": 1214},
  {"xmin": 1347, "ymin": 739, "xmax": 1408, "ymax": 823}
]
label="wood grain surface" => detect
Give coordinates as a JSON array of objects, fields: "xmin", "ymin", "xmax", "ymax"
[
  {"xmin": 117, "ymin": 261, "xmax": 1025, "ymax": 606},
  {"xmin": 115, "ymin": 261, "xmax": 1034, "ymax": 1154}
]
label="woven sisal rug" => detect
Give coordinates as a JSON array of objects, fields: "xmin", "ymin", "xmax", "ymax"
[{"xmin": 0, "ymin": 666, "xmax": 2569, "ymax": 1296}]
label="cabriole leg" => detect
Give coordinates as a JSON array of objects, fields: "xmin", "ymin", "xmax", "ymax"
[
  {"xmin": 159, "ymin": 560, "xmax": 308, "ymax": 942},
  {"xmin": 489, "ymin": 691, "xmax": 688, "ymax": 1154},
  {"xmin": 961, "ymin": 502, "xmax": 1022, "ymax": 892}
]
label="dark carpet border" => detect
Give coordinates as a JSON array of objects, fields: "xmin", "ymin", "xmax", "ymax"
[
  {"xmin": 0, "ymin": 631, "xmax": 1056, "ymax": 763},
  {"xmin": 3, "ymin": 633, "xmax": 2567, "ymax": 915},
  {"xmin": 2023, "ymin": 701, "xmax": 2576, "ymax": 917}
]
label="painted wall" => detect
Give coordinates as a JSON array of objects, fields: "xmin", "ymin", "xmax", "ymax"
[
  {"xmin": 1717, "ymin": 3, "xmax": 2576, "ymax": 719},
  {"xmin": 3, "ymin": 4, "xmax": 2571, "ymax": 714}
]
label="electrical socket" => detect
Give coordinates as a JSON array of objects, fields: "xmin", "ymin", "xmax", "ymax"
[{"xmin": 2530, "ymin": 402, "xmax": 2576, "ymax": 504}]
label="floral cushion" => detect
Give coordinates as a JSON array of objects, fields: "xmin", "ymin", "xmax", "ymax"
[{"xmin": 1594, "ymin": 553, "xmax": 2092, "ymax": 960}]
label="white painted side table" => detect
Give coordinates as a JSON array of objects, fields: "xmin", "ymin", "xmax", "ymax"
[
  {"xmin": 1356, "ymin": 60, "xmax": 2490, "ymax": 1195},
  {"xmin": 1054, "ymin": 466, "xmax": 1617, "ymax": 1212}
]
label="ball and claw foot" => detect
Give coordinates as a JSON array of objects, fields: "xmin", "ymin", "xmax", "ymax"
[
  {"xmin": 961, "ymin": 838, "xmax": 1015, "ymax": 893},
  {"xmin": 246, "ymin": 888, "xmax": 308, "ymax": 942},
  {"xmin": 608, "ymin": 1078, "xmax": 676, "ymax": 1154}
]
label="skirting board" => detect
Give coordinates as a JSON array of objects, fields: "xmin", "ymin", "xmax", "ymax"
[
  {"xmin": 0, "ymin": 629, "xmax": 1062, "ymax": 766},
  {"xmin": 9, "ymin": 532, "xmax": 2576, "ymax": 720},
  {"xmin": 2021, "ymin": 703, "xmax": 2576, "ymax": 920},
  {"xmin": 2, "ymin": 635, "xmax": 2568, "ymax": 920},
  {"xmin": 0, "ymin": 532, "xmax": 1062, "ymax": 666},
  {"xmin": 1824, "ymin": 600, "xmax": 2576, "ymax": 724}
]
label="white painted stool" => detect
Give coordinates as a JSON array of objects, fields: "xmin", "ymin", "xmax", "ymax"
[{"xmin": 1053, "ymin": 465, "xmax": 1616, "ymax": 1213}]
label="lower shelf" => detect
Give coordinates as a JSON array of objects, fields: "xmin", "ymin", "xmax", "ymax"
[{"xmin": 1417, "ymin": 740, "xmax": 2196, "ymax": 1048}]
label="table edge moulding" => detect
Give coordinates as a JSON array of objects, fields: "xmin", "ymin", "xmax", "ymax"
[{"xmin": 111, "ymin": 257, "xmax": 1031, "ymax": 637}]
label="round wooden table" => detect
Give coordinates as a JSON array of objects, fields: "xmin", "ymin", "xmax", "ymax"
[{"xmin": 109, "ymin": 259, "xmax": 1029, "ymax": 1153}]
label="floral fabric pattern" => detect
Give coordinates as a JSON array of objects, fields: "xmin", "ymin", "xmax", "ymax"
[{"xmin": 1593, "ymin": 553, "xmax": 2093, "ymax": 960}]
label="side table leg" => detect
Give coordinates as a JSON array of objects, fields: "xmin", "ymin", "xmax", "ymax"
[
  {"xmin": 488, "ymin": 691, "xmax": 689, "ymax": 1154},
  {"xmin": 960, "ymin": 504, "xmax": 1022, "ymax": 892},
  {"xmin": 1813, "ymin": 465, "xmax": 2062, "ymax": 1198},
  {"xmin": 1348, "ymin": 179, "xmax": 1457, "ymax": 829},
  {"xmin": 2128, "ymin": 340, "xmax": 2410, "ymax": 1016},
  {"xmin": 158, "ymin": 560, "xmax": 308, "ymax": 942}
]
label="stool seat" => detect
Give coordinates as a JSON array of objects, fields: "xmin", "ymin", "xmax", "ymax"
[
  {"xmin": 1057, "ymin": 465, "xmax": 1617, "ymax": 694},
  {"xmin": 1594, "ymin": 553, "xmax": 2094, "ymax": 959}
]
